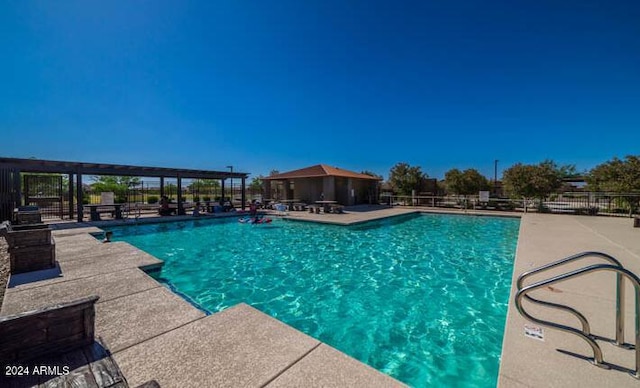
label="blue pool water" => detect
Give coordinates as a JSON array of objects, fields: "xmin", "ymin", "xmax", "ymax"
[{"xmin": 109, "ymin": 213, "xmax": 520, "ymax": 387}]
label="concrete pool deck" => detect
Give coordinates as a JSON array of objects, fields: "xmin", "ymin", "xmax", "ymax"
[
  {"xmin": 1, "ymin": 215, "xmax": 405, "ymax": 387},
  {"xmin": 498, "ymin": 213, "xmax": 640, "ymax": 388},
  {"xmin": 2, "ymin": 207, "xmax": 639, "ymax": 387}
]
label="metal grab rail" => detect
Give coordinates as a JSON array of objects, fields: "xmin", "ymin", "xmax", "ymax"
[
  {"xmin": 515, "ymin": 264, "xmax": 640, "ymax": 378},
  {"xmin": 517, "ymin": 252, "xmax": 625, "ymax": 345}
]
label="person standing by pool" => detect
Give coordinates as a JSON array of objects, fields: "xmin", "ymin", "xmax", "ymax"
[
  {"xmin": 192, "ymin": 202, "xmax": 201, "ymax": 217},
  {"xmin": 159, "ymin": 196, "xmax": 172, "ymax": 216},
  {"xmin": 249, "ymin": 200, "xmax": 257, "ymax": 217}
]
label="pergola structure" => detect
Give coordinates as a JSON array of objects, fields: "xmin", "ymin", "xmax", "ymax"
[{"xmin": 0, "ymin": 157, "xmax": 248, "ymax": 222}]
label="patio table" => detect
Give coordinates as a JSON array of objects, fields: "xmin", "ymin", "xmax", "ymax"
[{"xmin": 85, "ymin": 204, "xmax": 123, "ymax": 221}]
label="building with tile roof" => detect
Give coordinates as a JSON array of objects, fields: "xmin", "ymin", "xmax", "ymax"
[{"xmin": 262, "ymin": 164, "xmax": 381, "ymax": 205}]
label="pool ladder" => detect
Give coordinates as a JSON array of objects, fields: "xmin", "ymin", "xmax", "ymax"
[
  {"xmin": 122, "ymin": 202, "xmax": 141, "ymax": 222},
  {"xmin": 515, "ymin": 251, "xmax": 640, "ymax": 378}
]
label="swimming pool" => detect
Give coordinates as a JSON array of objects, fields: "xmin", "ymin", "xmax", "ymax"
[{"xmin": 109, "ymin": 213, "xmax": 520, "ymax": 387}]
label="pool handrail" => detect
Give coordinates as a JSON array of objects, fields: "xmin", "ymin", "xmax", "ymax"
[
  {"xmin": 516, "ymin": 263, "xmax": 640, "ymax": 378},
  {"xmin": 516, "ymin": 251, "xmax": 625, "ymax": 345}
]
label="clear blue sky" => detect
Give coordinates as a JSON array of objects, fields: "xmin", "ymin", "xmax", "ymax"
[{"xmin": 1, "ymin": 0, "xmax": 639, "ymax": 180}]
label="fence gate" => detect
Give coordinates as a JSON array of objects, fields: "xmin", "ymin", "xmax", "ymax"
[{"xmin": 23, "ymin": 174, "xmax": 64, "ymax": 220}]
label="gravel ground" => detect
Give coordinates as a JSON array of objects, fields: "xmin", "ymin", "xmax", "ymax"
[{"xmin": 0, "ymin": 238, "xmax": 8, "ymax": 312}]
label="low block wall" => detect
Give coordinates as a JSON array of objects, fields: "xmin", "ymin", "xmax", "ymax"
[
  {"xmin": 9, "ymin": 241, "xmax": 56, "ymax": 274},
  {"xmin": 13, "ymin": 211, "xmax": 42, "ymax": 225},
  {"xmin": 5, "ymin": 228, "xmax": 52, "ymax": 248},
  {"xmin": 0, "ymin": 296, "xmax": 99, "ymax": 363}
]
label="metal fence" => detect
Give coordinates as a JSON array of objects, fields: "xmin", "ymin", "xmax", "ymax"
[
  {"xmin": 82, "ymin": 179, "xmax": 230, "ymax": 205},
  {"xmin": 23, "ymin": 174, "xmax": 65, "ymax": 219},
  {"xmin": 19, "ymin": 176, "xmax": 256, "ymax": 220},
  {"xmin": 1, "ymin": 171, "xmax": 259, "ymax": 221},
  {"xmin": 380, "ymin": 192, "xmax": 640, "ymax": 217}
]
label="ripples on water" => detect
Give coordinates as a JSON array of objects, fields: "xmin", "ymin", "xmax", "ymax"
[{"xmin": 112, "ymin": 213, "xmax": 520, "ymax": 387}]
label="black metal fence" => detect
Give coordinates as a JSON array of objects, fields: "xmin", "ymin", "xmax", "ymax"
[
  {"xmin": 3, "ymin": 176, "xmax": 251, "ymax": 221},
  {"xmin": 23, "ymin": 174, "xmax": 64, "ymax": 219},
  {"xmin": 544, "ymin": 192, "xmax": 640, "ymax": 217},
  {"xmin": 381, "ymin": 192, "xmax": 640, "ymax": 217},
  {"xmin": 82, "ymin": 179, "xmax": 227, "ymax": 205}
]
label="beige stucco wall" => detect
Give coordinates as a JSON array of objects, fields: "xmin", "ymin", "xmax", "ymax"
[
  {"xmin": 323, "ymin": 177, "xmax": 336, "ymax": 201},
  {"xmin": 352, "ymin": 179, "xmax": 377, "ymax": 205},
  {"xmin": 266, "ymin": 177, "xmax": 378, "ymax": 205},
  {"xmin": 292, "ymin": 178, "xmax": 324, "ymax": 203}
]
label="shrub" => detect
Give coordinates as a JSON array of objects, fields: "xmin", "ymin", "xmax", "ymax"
[
  {"xmin": 203, "ymin": 196, "xmax": 211, "ymax": 202},
  {"xmin": 147, "ymin": 196, "xmax": 159, "ymax": 204}
]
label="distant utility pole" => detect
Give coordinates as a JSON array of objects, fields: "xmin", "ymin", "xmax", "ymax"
[{"xmin": 494, "ymin": 159, "xmax": 499, "ymax": 194}]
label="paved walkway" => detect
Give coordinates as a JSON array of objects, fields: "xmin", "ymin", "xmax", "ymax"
[{"xmin": 499, "ymin": 214, "xmax": 640, "ymax": 387}]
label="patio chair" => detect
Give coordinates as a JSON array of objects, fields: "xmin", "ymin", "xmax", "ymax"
[{"xmin": 274, "ymin": 203, "xmax": 289, "ymax": 216}]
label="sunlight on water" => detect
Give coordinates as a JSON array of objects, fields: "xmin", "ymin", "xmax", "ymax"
[{"xmin": 111, "ymin": 213, "xmax": 519, "ymax": 387}]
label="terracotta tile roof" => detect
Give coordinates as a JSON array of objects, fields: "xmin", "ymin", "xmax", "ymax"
[{"xmin": 264, "ymin": 164, "xmax": 381, "ymax": 180}]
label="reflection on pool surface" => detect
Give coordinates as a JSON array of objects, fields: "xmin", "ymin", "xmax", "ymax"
[{"xmin": 110, "ymin": 213, "xmax": 520, "ymax": 387}]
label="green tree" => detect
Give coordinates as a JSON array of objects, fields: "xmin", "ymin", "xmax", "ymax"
[
  {"xmin": 388, "ymin": 162, "xmax": 427, "ymax": 196},
  {"xmin": 361, "ymin": 170, "xmax": 382, "ymax": 179},
  {"xmin": 187, "ymin": 179, "xmax": 221, "ymax": 201},
  {"xmin": 91, "ymin": 176, "xmax": 141, "ymax": 203},
  {"xmin": 587, "ymin": 155, "xmax": 640, "ymax": 215},
  {"xmin": 444, "ymin": 168, "xmax": 490, "ymax": 196},
  {"xmin": 502, "ymin": 160, "xmax": 565, "ymax": 202},
  {"xmin": 22, "ymin": 173, "xmax": 68, "ymax": 195},
  {"xmin": 188, "ymin": 179, "xmax": 220, "ymax": 193},
  {"xmin": 557, "ymin": 164, "xmax": 579, "ymax": 179},
  {"xmin": 163, "ymin": 183, "xmax": 178, "ymax": 199},
  {"xmin": 248, "ymin": 176, "xmax": 264, "ymax": 196}
]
